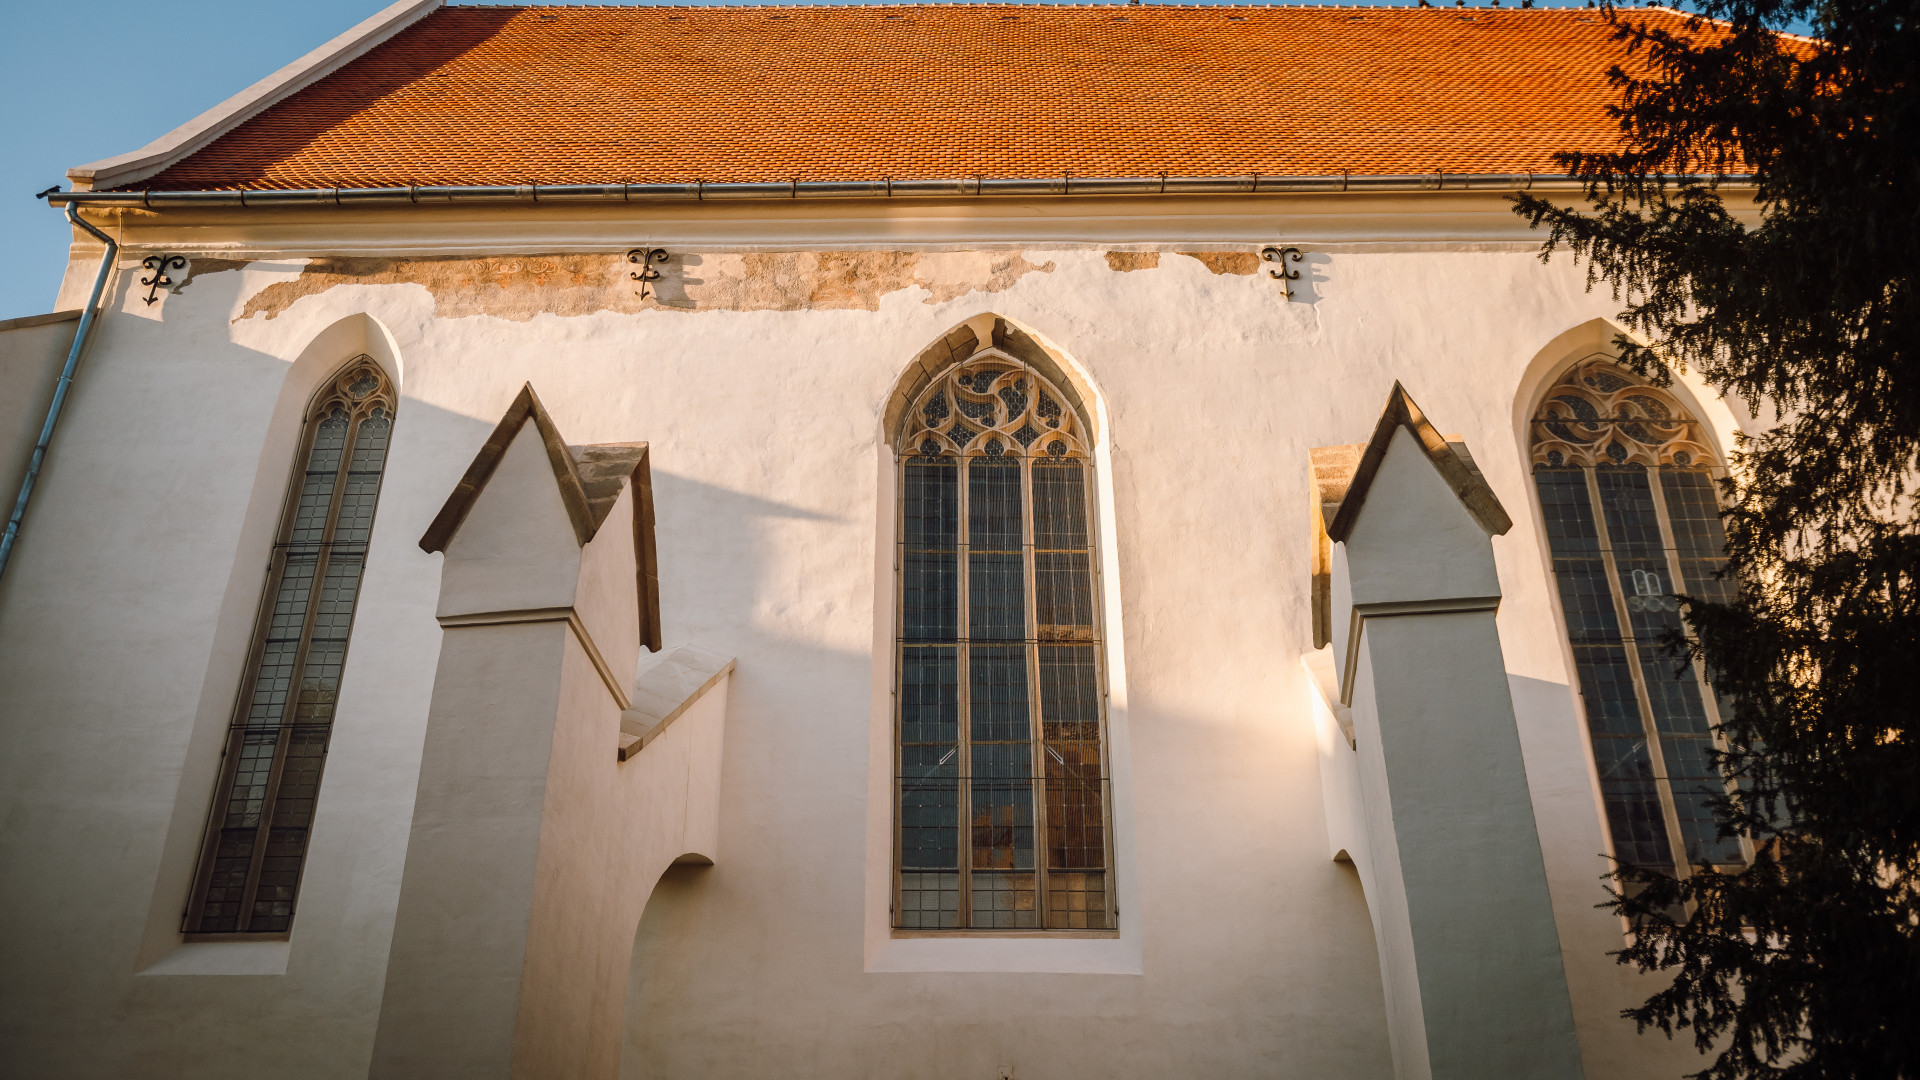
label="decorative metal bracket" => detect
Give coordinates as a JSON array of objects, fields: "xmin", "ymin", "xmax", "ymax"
[
  {"xmin": 140, "ymin": 254, "xmax": 188, "ymax": 305},
  {"xmin": 627, "ymin": 248, "xmax": 669, "ymax": 299},
  {"xmin": 1260, "ymin": 246, "xmax": 1304, "ymax": 299}
]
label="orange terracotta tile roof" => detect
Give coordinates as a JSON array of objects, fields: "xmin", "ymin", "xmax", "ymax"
[{"xmin": 132, "ymin": 4, "xmax": 1706, "ymax": 191}]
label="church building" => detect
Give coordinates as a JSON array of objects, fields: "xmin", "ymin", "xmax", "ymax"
[{"xmin": 0, "ymin": 2, "xmax": 1761, "ymax": 1077}]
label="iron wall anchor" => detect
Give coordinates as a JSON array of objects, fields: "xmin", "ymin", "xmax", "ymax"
[
  {"xmin": 628, "ymin": 248, "xmax": 669, "ymax": 299},
  {"xmin": 1261, "ymin": 246, "xmax": 1304, "ymax": 299},
  {"xmin": 140, "ymin": 254, "xmax": 187, "ymax": 305}
]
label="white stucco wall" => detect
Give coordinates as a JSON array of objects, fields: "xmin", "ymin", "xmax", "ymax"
[
  {"xmin": 0, "ymin": 192, "xmax": 1740, "ymax": 1078},
  {"xmin": 0, "ymin": 310, "xmax": 81, "ymax": 507}
]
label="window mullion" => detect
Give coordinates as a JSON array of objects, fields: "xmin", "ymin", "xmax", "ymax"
[
  {"xmin": 1585, "ymin": 468, "xmax": 1689, "ymax": 879},
  {"xmin": 891, "ymin": 458, "xmax": 907, "ymax": 929},
  {"xmin": 237, "ymin": 404, "xmax": 358, "ymax": 931},
  {"xmin": 1022, "ymin": 453, "xmax": 1049, "ymax": 929},
  {"xmin": 956, "ymin": 456, "xmax": 973, "ymax": 929}
]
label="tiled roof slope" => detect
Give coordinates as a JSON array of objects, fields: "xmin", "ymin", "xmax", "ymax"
[{"xmin": 131, "ymin": 4, "xmax": 1703, "ymax": 191}]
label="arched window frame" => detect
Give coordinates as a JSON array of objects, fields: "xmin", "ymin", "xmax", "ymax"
[
  {"xmin": 890, "ymin": 345, "xmax": 1117, "ymax": 933},
  {"xmin": 1528, "ymin": 355, "xmax": 1752, "ymax": 878},
  {"xmin": 183, "ymin": 356, "xmax": 397, "ymax": 938}
]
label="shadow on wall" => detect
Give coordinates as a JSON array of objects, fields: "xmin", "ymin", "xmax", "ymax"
[
  {"xmin": 1266, "ymin": 249, "xmax": 1330, "ymax": 305},
  {"xmin": 646, "ymin": 468, "xmax": 837, "ymax": 661},
  {"xmin": 615, "ymin": 682, "xmax": 1394, "ymax": 1079},
  {"xmin": 621, "ymin": 862, "xmax": 715, "ymax": 1080}
]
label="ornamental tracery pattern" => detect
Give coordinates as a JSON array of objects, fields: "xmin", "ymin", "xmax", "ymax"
[
  {"xmin": 902, "ymin": 351, "xmax": 1089, "ymax": 460},
  {"xmin": 1529, "ymin": 356, "xmax": 1714, "ymax": 469},
  {"xmin": 310, "ymin": 354, "xmax": 397, "ymax": 428}
]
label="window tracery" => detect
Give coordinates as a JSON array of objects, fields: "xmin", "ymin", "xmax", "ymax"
[
  {"xmin": 1527, "ymin": 355, "xmax": 1746, "ymax": 879},
  {"xmin": 893, "ymin": 351, "xmax": 1111, "ymax": 932},
  {"xmin": 1530, "ymin": 356, "xmax": 1715, "ymax": 468},
  {"xmin": 184, "ymin": 356, "xmax": 396, "ymax": 937},
  {"xmin": 901, "ymin": 355, "xmax": 1090, "ymax": 463}
]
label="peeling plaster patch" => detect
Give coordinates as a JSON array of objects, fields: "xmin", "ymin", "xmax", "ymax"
[
  {"xmin": 238, "ymin": 255, "xmax": 633, "ymax": 322},
  {"xmin": 1104, "ymin": 251, "xmax": 1161, "ymax": 272},
  {"xmin": 1178, "ymin": 251, "xmax": 1261, "ymax": 276},
  {"xmin": 233, "ymin": 251, "xmax": 1056, "ymax": 322}
]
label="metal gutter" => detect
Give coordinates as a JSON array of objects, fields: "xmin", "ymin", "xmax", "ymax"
[
  {"xmin": 0, "ymin": 206, "xmax": 119, "ymax": 582},
  {"xmin": 43, "ymin": 172, "xmax": 1753, "ymax": 209}
]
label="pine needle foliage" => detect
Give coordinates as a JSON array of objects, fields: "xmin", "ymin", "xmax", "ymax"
[{"xmin": 1512, "ymin": 1, "xmax": 1918, "ymax": 1077}]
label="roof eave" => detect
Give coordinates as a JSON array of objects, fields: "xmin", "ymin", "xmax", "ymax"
[{"xmin": 46, "ymin": 172, "xmax": 1757, "ymax": 207}]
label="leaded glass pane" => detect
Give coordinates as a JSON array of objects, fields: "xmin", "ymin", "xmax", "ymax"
[
  {"xmin": 898, "ymin": 872, "xmax": 961, "ymax": 929},
  {"xmin": 899, "ymin": 646, "xmax": 959, "ymax": 873},
  {"xmin": 894, "ymin": 357, "xmax": 1111, "ymax": 929},
  {"xmin": 187, "ymin": 359, "xmax": 393, "ymax": 935},
  {"xmin": 1536, "ymin": 466, "xmax": 1677, "ymax": 870},
  {"xmin": 1031, "ymin": 463, "xmax": 1088, "ymax": 549},
  {"xmin": 970, "ymin": 872, "xmax": 1039, "ymax": 929},
  {"xmin": 1046, "ymin": 871, "xmax": 1109, "ymax": 930},
  {"xmin": 903, "ymin": 462, "xmax": 960, "ymax": 642},
  {"xmin": 968, "ymin": 460, "xmax": 1025, "ymax": 641},
  {"xmin": 1661, "ymin": 467, "xmax": 1736, "ymax": 605},
  {"xmin": 1531, "ymin": 362, "xmax": 1743, "ymax": 878}
]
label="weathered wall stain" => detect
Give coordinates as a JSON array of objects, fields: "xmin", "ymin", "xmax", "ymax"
[
  {"xmin": 1104, "ymin": 251, "xmax": 1161, "ymax": 272},
  {"xmin": 1177, "ymin": 251, "xmax": 1261, "ymax": 276},
  {"xmin": 233, "ymin": 251, "xmax": 1056, "ymax": 322}
]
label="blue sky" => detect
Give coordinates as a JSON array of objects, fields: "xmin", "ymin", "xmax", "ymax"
[
  {"xmin": 0, "ymin": 0, "xmax": 1724, "ymax": 322},
  {"xmin": 1, "ymin": 1, "xmax": 395, "ymax": 320}
]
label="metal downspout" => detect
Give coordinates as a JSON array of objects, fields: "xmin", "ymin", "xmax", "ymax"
[{"xmin": 0, "ymin": 205, "xmax": 119, "ymax": 581}]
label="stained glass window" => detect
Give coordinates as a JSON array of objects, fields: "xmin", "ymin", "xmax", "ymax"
[
  {"xmin": 184, "ymin": 357, "xmax": 396, "ymax": 936},
  {"xmin": 1530, "ymin": 357, "xmax": 1745, "ymax": 876},
  {"xmin": 894, "ymin": 354, "xmax": 1113, "ymax": 931}
]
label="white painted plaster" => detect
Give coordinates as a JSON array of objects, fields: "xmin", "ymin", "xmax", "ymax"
[
  {"xmin": 3, "ymin": 195, "xmax": 1737, "ymax": 1079},
  {"xmin": 0, "ymin": 311, "xmax": 80, "ymax": 504}
]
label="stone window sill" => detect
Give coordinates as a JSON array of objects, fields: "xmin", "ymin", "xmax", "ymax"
[
  {"xmin": 867, "ymin": 932, "xmax": 1140, "ymax": 974},
  {"xmin": 136, "ymin": 938, "xmax": 291, "ymax": 977}
]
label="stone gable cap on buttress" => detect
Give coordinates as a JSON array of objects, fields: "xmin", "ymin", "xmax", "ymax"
[
  {"xmin": 418, "ymin": 382, "xmax": 647, "ymax": 553},
  {"xmin": 420, "ymin": 382, "xmax": 662, "ymax": 652},
  {"xmin": 1322, "ymin": 382, "xmax": 1512, "ymax": 543}
]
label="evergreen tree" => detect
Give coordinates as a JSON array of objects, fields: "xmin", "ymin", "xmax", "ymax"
[{"xmin": 1513, "ymin": 1, "xmax": 1918, "ymax": 1076}]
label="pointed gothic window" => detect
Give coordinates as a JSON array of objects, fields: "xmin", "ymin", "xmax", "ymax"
[
  {"xmin": 1530, "ymin": 357, "xmax": 1746, "ymax": 877},
  {"xmin": 894, "ymin": 351, "xmax": 1114, "ymax": 931},
  {"xmin": 184, "ymin": 357, "xmax": 396, "ymax": 936}
]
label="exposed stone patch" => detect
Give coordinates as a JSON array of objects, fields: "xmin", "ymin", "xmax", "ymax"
[
  {"xmin": 1104, "ymin": 251, "xmax": 1161, "ymax": 272},
  {"xmin": 1178, "ymin": 251, "xmax": 1261, "ymax": 276},
  {"xmin": 233, "ymin": 251, "xmax": 1056, "ymax": 322},
  {"xmin": 239, "ymin": 255, "xmax": 638, "ymax": 322}
]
